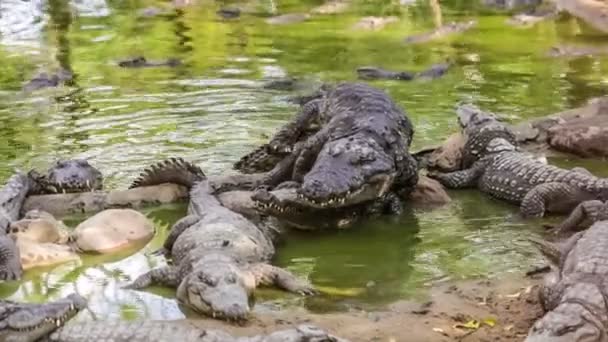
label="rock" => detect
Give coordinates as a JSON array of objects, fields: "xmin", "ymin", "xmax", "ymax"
[
  {"xmin": 265, "ymin": 13, "xmax": 310, "ymax": 25},
  {"xmin": 556, "ymin": 0, "xmax": 608, "ymax": 34},
  {"xmin": 217, "ymin": 7, "xmax": 241, "ymax": 19},
  {"xmin": 427, "ymin": 133, "xmax": 465, "ymax": 172},
  {"xmin": 547, "ymin": 114, "xmax": 608, "ymax": 157},
  {"xmin": 72, "ymin": 209, "xmax": 154, "ymax": 254},
  {"xmin": 9, "ymin": 210, "xmax": 70, "ymax": 244},
  {"xmin": 352, "ymin": 16, "xmax": 398, "ymax": 30},
  {"xmin": 409, "ymin": 176, "xmax": 451, "ymax": 207},
  {"xmin": 17, "ymin": 239, "xmax": 79, "ymax": 270},
  {"xmin": 404, "ymin": 20, "xmax": 476, "ymax": 44},
  {"xmin": 311, "ymin": 0, "xmax": 350, "ymax": 14}
]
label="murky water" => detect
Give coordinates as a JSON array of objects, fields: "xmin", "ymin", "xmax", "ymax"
[{"xmin": 0, "ymin": 0, "xmax": 607, "ymax": 320}]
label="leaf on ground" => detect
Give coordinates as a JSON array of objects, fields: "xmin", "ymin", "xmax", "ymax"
[
  {"xmin": 453, "ymin": 320, "xmax": 480, "ymax": 330},
  {"xmin": 483, "ymin": 317, "xmax": 497, "ymax": 327}
]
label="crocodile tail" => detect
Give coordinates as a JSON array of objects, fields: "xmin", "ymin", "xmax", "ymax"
[
  {"xmin": 233, "ymin": 145, "xmax": 281, "ymax": 174},
  {"xmin": 528, "ymin": 237, "xmax": 562, "ymax": 266},
  {"xmin": 129, "ymin": 158, "xmax": 206, "ymax": 189}
]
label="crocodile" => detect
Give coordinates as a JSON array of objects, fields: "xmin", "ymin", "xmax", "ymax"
[
  {"xmin": 356, "ymin": 62, "xmax": 451, "ymax": 81},
  {"xmin": 124, "ymin": 158, "xmax": 316, "ymax": 321},
  {"xmin": 428, "ymin": 104, "xmax": 608, "ymax": 217},
  {"xmin": 526, "ymin": 217, "xmax": 608, "ymax": 341},
  {"xmin": 23, "ymin": 68, "xmax": 73, "ymax": 92},
  {"xmin": 117, "ymin": 56, "xmax": 181, "ymax": 68},
  {"xmin": 0, "ymin": 293, "xmax": 86, "ymax": 342},
  {"xmin": 44, "ymin": 322, "xmax": 347, "ymax": 342},
  {"xmin": 236, "ymin": 82, "xmax": 418, "ymax": 211},
  {"xmin": 0, "ymin": 159, "xmax": 102, "ymax": 280}
]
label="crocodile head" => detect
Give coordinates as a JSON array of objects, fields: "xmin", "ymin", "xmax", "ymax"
[
  {"xmin": 0, "ymin": 293, "xmax": 87, "ymax": 341},
  {"xmin": 525, "ymin": 302, "xmax": 604, "ymax": 342},
  {"xmin": 252, "ymin": 188, "xmax": 364, "ymax": 229},
  {"xmin": 456, "ymin": 104, "xmax": 518, "ymax": 166},
  {"xmin": 296, "ymin": 133, "xmax": 396, "ymax": 209},
  {"xmin": 176, "ymin": 256, "xmax": 250, "ymax": 321},
  {"xmin": 33, "ymin": 159, "xmax": 103, "ymax": 194}
]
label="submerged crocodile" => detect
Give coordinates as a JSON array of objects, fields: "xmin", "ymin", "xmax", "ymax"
[
  {"xmin": 0, "ymin": 293, "xmax": 86, "ymax": 342},
  {"xmin": 428, "ymin": 105, "xmax": 608, "ymax": 217},
  {"xmin": 124, "ymin": 158, "xmax": 316, "ymax": 321},
  {"xmin": 526, "ymin": 209, "xmax": 608, "ymax": 341},
  {"xmin": 117, "ymin": 56, "xmax": 181, "ymax": 68},
  {"xmin": 0, "ymin": 159, "xmax": 102, "ymax": 280},
  {"xmin": 44, "ymin": 322, "xmax": 348, "ymax": 342},
  {"xmin": 236, "ymin": 82, "xmax": 418, "ymax": 212},
  {"xmin": 356, "ymin": 62, "xmax": 450, "ymax": 81}
]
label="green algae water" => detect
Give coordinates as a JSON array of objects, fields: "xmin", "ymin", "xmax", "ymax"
[{"xmin": 1, "ymin": 0, "xmax": 607, "ymax": 320}]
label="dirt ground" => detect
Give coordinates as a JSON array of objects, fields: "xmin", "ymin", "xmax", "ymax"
[{"xmin": 192, "ymin": 273, "xmax": 545, "ymax": 342}]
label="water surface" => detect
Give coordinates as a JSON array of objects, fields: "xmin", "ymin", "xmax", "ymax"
[{"xmin": 0, "ymin": 0, "xmax": 607, "ymax": 320}]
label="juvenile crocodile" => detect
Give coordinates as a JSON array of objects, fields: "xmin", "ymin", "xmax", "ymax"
[
  {"xmin": 0, "ymin": 293, "xmax": 86, "ymax": 342},
  {"xmin": 44, "ymin": 322, "xmax": 348, "ymax": 342},
  {"xmin": 117, "ymin": 56, "xmax": 181, "ymax": 68},
  {"xmin": 0, "ymin": 159, "xmax": 102, "ymax": 280},
  {"xmin": 428, "ymin": 105, "xmax": 608, "ymax": 217},
  {"xmin": 124, "ymin": 158, "xmax": 316, "ymax": 321},
  {"xmin": 356, "ymin": 63, "xmax": 451, "ymax": 81},
  {"xmin": 236, "ymin": 82, "xmax": 418, "ymax": 210},
  {"xmin": 526, "ymin": 217, "xmax": 608, "ymax": 341}
]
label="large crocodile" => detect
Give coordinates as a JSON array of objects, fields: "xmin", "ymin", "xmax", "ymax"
[
  {"xmin": 0, "ymin": 293, "xmax": 86, "ymax": 342},
  {"xmin": 0, "ymin": 159, "xmax": 102, "ymax": 281},
  {"xmin": 428, "ymin": 105, "xmax": 608, "ymax": 217},
  {"xmin": 124, "ymin": 158, "xmax": 316, "ymax": 321},
  {"xmin": 526, "ymin": 208, "xmax": 608, "ymax": 341},
  {"xmin": 235, "ymin": 82, "xmax": 418, "ymax": 212},
  {"xmin": 44, "ymin": 322, "xmax": 348, "ymax": 342}
]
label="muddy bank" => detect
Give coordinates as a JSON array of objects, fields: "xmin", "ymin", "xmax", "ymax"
[{"xmin": 184, "ymin": 274, "xmax": 543, "ymax": 342}]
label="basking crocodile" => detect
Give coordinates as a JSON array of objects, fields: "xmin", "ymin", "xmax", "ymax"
[
  {"xmin": 236, "ymin": 82, "xmax": 418, "ymax": 211},
  {"xmin": 526, "ymin": 213, "xmax": 608, "ymax": 341},
  {"xmin": 0, "ymin": 293, "xmax": 86, "ymax": 342},
  {"xmin": 0, "ymin": 159, "xmax": 102, "ymax": 280},
  {"xmin": 44, "ymin": 322, "xmax": 348, "ymax": 342},
  {"xmin": 428, "ymin": 105, "xmax": 608, "ymax": 217},
  {"xmin": 124, "ymin": 158, "xmax": 316, "ymax": 321}
]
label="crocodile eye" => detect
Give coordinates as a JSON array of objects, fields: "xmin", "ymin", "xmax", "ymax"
[
  {"xmin": 199, "ymin": 274, "xmax": 217, "ymax": 286},
  {"xmin": 76, "ymin": 160, "xmax": 89, "ymax": 167},
  {"xmin": 56, "ymin": 161, "xmax": 67, "ymax": 168}
]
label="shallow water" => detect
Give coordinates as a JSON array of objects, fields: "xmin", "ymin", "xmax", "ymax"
[{"xmin": 0, "ymin": 0, "xmax": 607, "ymax": 320}]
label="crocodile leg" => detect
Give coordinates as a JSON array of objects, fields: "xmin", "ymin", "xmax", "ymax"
[
  {"xmin": 267, "ymin": 99, "xmax": 322, "ymax": 154},
  {"xmin": 292, "ymin": 127, "xmax": 331, "ymax": 182},
  {"xmin": 553, "ymin": 200, "xmax": 607, "ymax": 234},
  {"xmin": 259, "ymin": 142, "xmax": 305, "ymax": 188},
  {"xmin": 249, "ymin": 263, "xmax": 317, "ymax": 295},
  {"xmin": 0, "ymin": 235, "xmax": 22, "ymax": 281},
  {"xmin": 427, "ymin": 163, "xmax": 484, "ymax": 188},
  {"xmin": 151, "ymin": 215, "xmax": 200, "ymax": 257},
  {"xmin": 520, "ymin": 182, "xmax": 590, "ymax": 218},
  {"xmin": 123, "ymin": 266, "xmax": 180, "ymax": 289}
]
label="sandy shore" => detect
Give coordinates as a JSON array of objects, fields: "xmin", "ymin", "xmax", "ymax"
[{"xmin": 188, "ymin": 273, "xmax": 544, "ymax": 341}]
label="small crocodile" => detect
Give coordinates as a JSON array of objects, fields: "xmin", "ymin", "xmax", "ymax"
[
  {"xmin": 44, "ymin": 322, "xmax": 348, "ymax": 342},
  {"xmin": 23, "ymin": 69, "xmax": 73, "ymax": 92},
  {"xmin": 124, "ymin": 158, "xmax": 316, "ymax": 321},
  {"xmin": 357, "ymin": 63, "xmax": 450, "ymax": 81},
  {"xmin": 526, "ymin": 213, "xmax": 608, "ymax": 341},
  {"xmin": 428, "ymin": 104, "xmax": 608, "ymax": 217},
  {"xmin": 0, "ymin": 159, "xmax": 102, "ymax": 280},
  {"xmin": 0, "ymin": 293, "xmax": 86, "ymax": 342},
  {"xmin": 117, "ymin": 56, "xmax": 181, "ymax": 68},
  {"xmin": 236, "ymin": 82, "xmax": 418, "ymax": 211}
]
